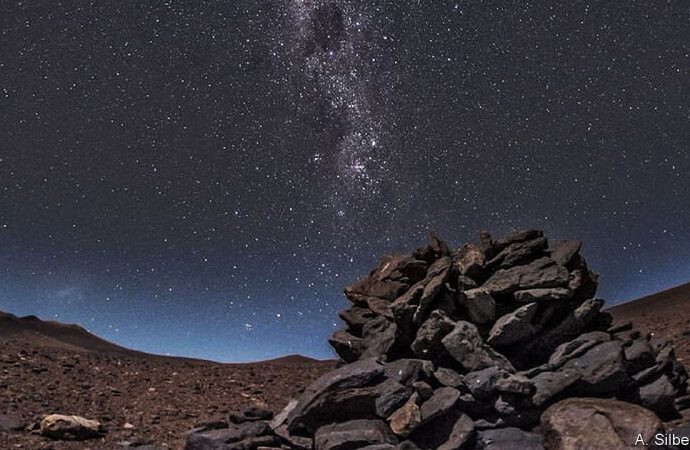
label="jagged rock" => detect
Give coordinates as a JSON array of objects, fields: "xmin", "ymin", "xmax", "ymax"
[
  {"xmin": 463, "ymin": 289, "xmax": 496, "ymax": 324},
  {"xmin": 528, "ymin": 298, "xmax": 605, "ymax": 361},
  {"xmin": 413, "ymin": 256, "xmax": 452, "ymax": 324},
  {"xmin": 454, "ymin": 243, "xmax": 485, "ymax": 279},
  {"xmin": 514, "ymin": 288, "xmax": 573, "ymax": 303},
  {"xmin": 285, "ymin": 358, "xmax": 384, "ymax": 433},
  {"xmin": 339, "ymin": 306, "xmax": 377, "ymax": 335},
  {"xmin": 273, "ymin": 424, "xmax": 312, "ymax": 450},
  {"xmin": 314, "ymin": 420, "xmax": 397, "ymax": 450},
  {"xmin": 547, "ymin": 240, "xmax": 582, "ymax": 267},
  {"xmin": 329, "ymin": 330, "xmax": 363, "ymax": 363},
  {"xmin": 488, "ymin": 303, "xmax": 539, "ymax": 346},
  {"xmin": 568, "ymin": 263, "xmax": 599, "ymax": 301},
  {"xmin": 639, "ymin": 374, "xmax": 677, "ymax": 418},
  {"xmin": 486, "ymin": 236, "xmax": 547, "ymax": 269},
  {"xmin": 436, "ymin": 413, "xmax": 474, "ymax": 450},
  {"xmin": 270, "ymin": 399, "xmax": 298, "ymax": 430},
  {"xmin": 361, "ymin": 317, "xmax": 398, "ymax": 359},
  {"xmin": 541, "ymin": 398, "xmax": 664, "ymax": 450},
  {"xmin": 346, "ymin": 278, "xmax": 409, "ymax": 302},
  {"xmin": 494, "ymin": 229, "xmax": 544, "ymax": 249},
  {"xmin": 419, "ymin": 387, "xmax": 461, "ymax": 424},
  {"xmin": 346, "ymin": 292, "xmax": 395, "ymax": 319},
  {"xmin": 376, "ymin": 379, "xmax": 412, "ymax": 418},
  {"xmin": 561, "ymin": 340, "xmax": 628, "ymax": 396},
  {"xmin": 624, "ymin": 337, "xmax": 656, "ymax": 374},
  {"xmin": 530, "ymin": 370, "xmax": 582, "ymax": 407},
  {"xmin": 464, "ymin": 367, "xmax": 508, "ymax": 399},
  {"xmin": 442, "ymin": 321, "xmax": 515, "ymax": 372},
  {"xmin": 376, "ymin": 255, "xmax": 428, "ymax": 284},
  {"xmin": 457, "ymin": 274, "xmax": 478, "ymax": 290},
  {"xmin": 413, "ymin": 234, "xmax": 450, "ymax": 262},
  {"xmin": 40, "ymin": 414, "xmax": 103, "ymax": 441},
  {"xmin": 412, "ymin": 409, "xmax": 474, "ymax": 450},
  {"xmin": 229, "ymin": 406, "xmax": 273, "ymax": 424},
  {"xmin": 185, "ymin": 422, "xmax": 274, "ymax": 450},
  {"xmin": 547, "ymin": 331, "xmax": 611, "ymax": 368},
  {"xmin": 482, "ymin": 257, "xmax": 569, "ymax": 295},
  {"xmin": 383, "ymin": 359, "xmax": 434, "ymax": 386},
  {"xmin": 495, "ymin": 373, "xmax": 534, "ymax": 396},
  {"xmin": 433, "ymin": 367, "xmax": 466, "ymax": 389},
  {"xmin": 389, "ymin": 393, "xmax": 421, "ymax": 438},
  {"xmin": 411, "ymin": 380, "xmax": 434, "ymax": 401},
  {"xmin": 475, "ymin": 427, "xmax": 544, "ymax": 450},
  {"xmin": 410, "ymin": 310, "xmax": 455, "ymax": 359}
]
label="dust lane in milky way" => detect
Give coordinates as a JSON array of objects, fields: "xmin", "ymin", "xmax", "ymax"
[{"xmin": 0, "ymin": 0, "xmax": 688, "ymax": 361}]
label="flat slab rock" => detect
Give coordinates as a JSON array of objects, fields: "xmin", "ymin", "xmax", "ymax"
[{"xmin": 314, "ymin": 419, "xmax": 397, "ymax": 450}]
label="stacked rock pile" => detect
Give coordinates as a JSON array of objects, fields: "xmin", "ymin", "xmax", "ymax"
[{"xmin": 186, "ymin": 230, "xmax": 690, "ymax": 449}]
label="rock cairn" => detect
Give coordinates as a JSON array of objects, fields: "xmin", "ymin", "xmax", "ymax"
[{"xmin": 186, "ymin": 230, "xmax": 690, "ymax": 450}]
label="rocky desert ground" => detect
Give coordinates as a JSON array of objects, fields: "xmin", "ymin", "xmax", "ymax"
[{"xmin": 0, "ymin": 311, "xmax": 334, "ymax": 449}]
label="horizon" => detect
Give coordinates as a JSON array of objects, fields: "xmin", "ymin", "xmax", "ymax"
[
  {"xmin": 2, "ymin": 247, "xmax": 688, "ymax": 363},
  {"xmin": 1, "ymin": 1, "xmax": 689, "ymax": 362}
]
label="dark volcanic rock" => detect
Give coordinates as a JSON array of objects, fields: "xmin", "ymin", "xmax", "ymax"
[
  {"xmin": 285, "ymin": 358, "xmax": 384, "ymax": 433},
  {"xmin": 329, "ymin": 330, "xmax": 363, "ymax": 363},
  {"xmin": 453, "ymin": 243, "xmax": 485, "ymax": 279},
  {"xmin": 463, "ymin": 289, "xmax": 496, "ymax": 324},
  {"xmin": 185, "ymin": 422, "xmax": 274, "ymax": 450},
  {"xmin": 561, "ymin": 340, "xmax": 628, "ymax": 396},
  {"xmin": 482, "ymin": 257, "xmax": 569, "ymax": 295},
  {"xmin": 289, "ymin": 229, "xmax": 690, "ymax": 450},
  {"xmin": 339, "ymin": 306, "xmax": 377, "ymax": 335},
  {"xmin": 442, "ymin": 321, "xmax": 515, "ymax": 372},
  {"xmin": 547, "ymin": 239, "xmax": 582, "ymax": 267},
  {"xmin": 419, "ymin": 387, "xmax": 461, "ymax": 425},
  {"xmin": 410, "ymin": 310, "xmax": 455, "ymax": 359},
  {"xmin": 375, "ymin": 379, "xmax": 412, "ymax": 419},
  {"xmin": 488, "ymin": 302, "xmax": 539, "ymax": 346},
  {"xmin": 475, "ymin": 427, "xmax": 544, "ymax": 450},
  {"xmin": 314, "ymin": 420, "xmax": 397, "ymax": 450}
]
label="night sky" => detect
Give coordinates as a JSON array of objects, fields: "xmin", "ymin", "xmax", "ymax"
[{"xmin": 1, "ymin": 1, "xmax": 689, "ymax": 362}]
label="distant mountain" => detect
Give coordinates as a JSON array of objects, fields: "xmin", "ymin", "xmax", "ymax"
[
  {"xmin": 0, "ymin": 309, "xmax": 325, "ymax": 364},
  {"xmin": 0, "ymin": 310, "xmax": 134, "ymax": 354},
  {"xmin": 608, "ymin": 281, "xmax": 690, "ymax": 319}
]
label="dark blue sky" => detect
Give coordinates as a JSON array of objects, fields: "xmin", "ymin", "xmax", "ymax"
[{"xmin": 1, "ymin": 1, "xmax": 688, "ymax": 362}]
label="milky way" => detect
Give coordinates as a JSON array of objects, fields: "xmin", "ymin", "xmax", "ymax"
[
  {"xmin": 288, "ymin": 0, "xmax": 391, "ymax": 218},
  {"xmin": 0, "ymin": 1, "xmax": 688, "ymax": 361}
]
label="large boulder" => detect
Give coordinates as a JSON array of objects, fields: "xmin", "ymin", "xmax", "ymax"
[
  {"xmin": 285, "ymin": 358, "xmax": 384, "ymax": 433},
  {"xmin": 541, "ymin": 398, "xmax": 664, "ymax": 450}
]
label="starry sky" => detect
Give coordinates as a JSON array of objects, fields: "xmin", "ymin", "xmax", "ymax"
[{"xmin": 1, "ymin": 1, "xmax": 689, "ymax": 362}]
